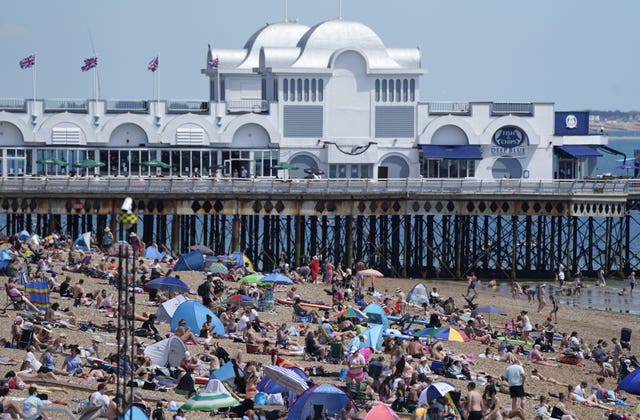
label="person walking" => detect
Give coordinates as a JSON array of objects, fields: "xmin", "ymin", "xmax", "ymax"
[
  {"xmin": 503, "ymin": 360, "xmax": 526, "ymax": 412},
  {"xmin": 536, "ymin": 283, "xmax": 547, "ymax": 313},
  {"xmin": 464, "ymin": 382, "xmax": 483, "ymax": 420}
]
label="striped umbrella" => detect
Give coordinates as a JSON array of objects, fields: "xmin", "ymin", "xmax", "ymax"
[
  {"xmin": 180, "ymin": 391, "xmax": 240, "ymax": 411},
  {"xmin": 263, "ymin": 365, "xmax": 310, "ymax": 395},
  {"xmin": 412, "ymin": 327, "xmax": 438, "ymax": 337},
  {"xmin": 331, "ymin": 307, "xmax": 368, "ymax": 321},
  {"xmin": 425, "ymin": 327, "xmax": 470, "ymax": 342}
]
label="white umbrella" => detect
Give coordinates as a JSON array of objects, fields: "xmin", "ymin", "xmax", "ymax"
[
  {"xmin": 418, "ymin": 381, "xmax": 456, "ymax": 405},
  {"xmin": 263, "ymin": 365, "xmax": 309, "ymax": 395}
]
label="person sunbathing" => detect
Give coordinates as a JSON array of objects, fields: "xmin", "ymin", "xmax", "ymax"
[
  {"xmin": 567, "ymin": 382, "xmax": 610, "ymax": 410},
  {"xmin": 529, "ymin": 344, "xmax": 557, "ymax": 367},
  {"xmin": 530, "ymin": 368, "xmax": 569, "ymax": 387},
  {"xmin": 174, "ymin": 319, "xmax": 199, "ymax": 343}
]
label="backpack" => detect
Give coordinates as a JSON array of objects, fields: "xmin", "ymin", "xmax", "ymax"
[
  {"xmin": 197, "ymin": 281, "xmax": 209, "ymax": 297},
  {"xmin": 152, "ymin": 406, "xmax": 165, "ymax": 420}
]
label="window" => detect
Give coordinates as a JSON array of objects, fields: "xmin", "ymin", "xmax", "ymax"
[
  {"xmin": 396, "ymin": 80, "xmax": 401, "ymax": 103},
  {"xmin": 422, "ymin": 159, "xmax": 475, "ymax": 178},
  {"xmin": 311, "ymin": 79, "xmax": 316, "ymax": 102},
  {"xmin": 382, "ymin": 80, "xmax": 387, "ymax": 102},
  {"xmin": 410, "ymin": 79, "xmax": 415, "ymax": 102},
  {"xmin": 290, "ymin": 79, "xmax": 295, "ymax": 101},
  {"xmin": 403, "ymin": 80, "xmax": 408, "ymax": 102},
  {"xmin": 375, "ymin": 79, "xmax": 380, "ymax": 102},
  {"xmin": 389, "ymin": 79, "xmax": 395, "ymax": 102},
  {"xmin": 283, "ymin": 79, "xmax": 289, "ymax": 102},
  {"xmin": 273, "ymin": 79, "xmax": 278, "ymax": 101},
  {"xmin": 318, "ymin": 79, "xmax": 324, "ymax": 101},
  {"xmin": 304, "ymin": 79, "xmax": 310, "ymax": 102},
  {"xmin": 297, "ymin": 79, "xmax": 302, "ymax": 102}
]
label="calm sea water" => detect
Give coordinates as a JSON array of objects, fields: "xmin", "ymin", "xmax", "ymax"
[{"xmin": 597, "ymin": 137, "xmax": 640, "ymax": 175}]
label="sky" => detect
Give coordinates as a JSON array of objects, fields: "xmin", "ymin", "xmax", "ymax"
[{"xmin": 1, "ymin": 0, "xmax": 638, "ymax": 111}]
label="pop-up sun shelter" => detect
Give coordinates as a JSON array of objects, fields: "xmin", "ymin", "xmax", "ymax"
[
  {"xmin": 350, "ymin": 324, "xmax": 383, "ymax": 351},
  {"xmin": 156, "ymin": 295, "xmax": 188, "ymax": 323},
  {"xmin": 143, "ymin": 245, "xmax": 165, "ymax": 260},
  {"xmin": 407, "ymin": 283, "xmax": 429, "ymax": 305},
  {"xmin": 287, "ymin": 384, "xmax": 351, "ymax": 420},
  {"xmin": 170, "ymin": 300, "xmax": 225, "ymax": 336},
  {"xmin": 173, "ymin": 250, "xmax": 204, "ymax": 271},
  {"xmin": 619, "ymin": 366, "xmax": 640, "ymax": 394},
  {"xmin": 73, "ymin": 232, "xmax": 92, "ymax": 251},
  {"xmin": 0, "ymin": 250, "xmax": 13, "ymax": 271},
  {"xmin": 144, "ymin": 335, "xmax": 187, "ymax": 368},
  {"xmin": 363, "ymin": 303, "xmax": 389, "ymax": 330}
]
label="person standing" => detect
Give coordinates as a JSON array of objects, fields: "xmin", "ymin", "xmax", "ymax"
[
  {"xmin": 557, "ymin": 262, "xmax": 565, "ymax": 287},
  {"xmin": 536, "ymin": 283, "xmax": 547, "ymax": 313},
  {"xmin": 101, "ymin": 227, "xmax": 113, "ymax": 253},
  {"xmin": 503, "ymin": 360, "xmax": 526, "ymax": 412},
  {"xmin": 629, "ymin": 271, "xmax": 636, "ymax": 296},
  {"xmin": 466, "ymin": 272, "xmax": 478, "ymax": 297},
  {"xmin": 464, "ymin": 382, "xmax": 483, "ymax": 420},
  {"xmin": 521, "ymin": 311, "xmax": 533, "ymax": 344},
  {"xmin": 345, "ymin": 346, "xmax": 366, "ymax": 386},
  {"xmin": 547, "ymin": 295, "xmax": 559, "ymax": 323},
  {"xmin": 310, "ymin": 256, "xmax": 320, "ymax": 284}
]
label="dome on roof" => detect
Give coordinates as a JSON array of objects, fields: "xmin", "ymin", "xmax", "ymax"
[
  {"xmin": 297, "ymin": 19, "xmax": 386, "ymax": 51},
  {"xmin": 244, "ymin": 21, "xmax": 310, "ymax": 51}
]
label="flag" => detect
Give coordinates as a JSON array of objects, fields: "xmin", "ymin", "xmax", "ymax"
[
  {"xmin": 19, "ymin": 55, "xmax": 36, "ymax": 69},
  {"xmin": 207, "ymin": 56, "xmax": 219, "ymax": 68},
  {"xmin": 81, "ymin": 56, "xmax": 98, "ymax": 72},
  {"xmin": 148, "ymin": 56, "xmax": 158, "ymax": 72}
]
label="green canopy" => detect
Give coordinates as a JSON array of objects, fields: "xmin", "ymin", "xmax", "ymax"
[
  {"xmin": 73, "ymin": 159, "xmax": 106, "ymax": 169},
  {"xmin": 273, "ymin": 163, "xmax": 300, "ymax": 170},
  {"xmin": 238, "ymin": 273, "xmax": 265, "ymax": 285},
  {"xmin": 37, "ymin": 158, "xmax": 67, "ymax": 166},
  {"xmin": 142, "ymin": 160, "xmax": 171, "ymax": 169}
]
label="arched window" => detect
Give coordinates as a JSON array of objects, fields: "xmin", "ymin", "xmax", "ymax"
[
  {"xmin": 297, "ymin": 79, "xmax": 302, "ymax": 102},
  {"xmin": 304, "ymin": 79, "xmax": 310, "ymax": 102},
  {"xmin": 389, "ymin": 79, "xmax": 395, "ymax": 102},
  {"xmin": 289, "ymin": 78, "xmax": 295, "ymax": 102},
  {"xmin": 382, "ymin": 79, "xmax": 387, "ymax": 102},
  {"xmin": 403, "ymin": 79, "xmax": 408, "ymax": 102},
  {"xmin": 311, "ymin": 79, "xmax": 317, "ymax": 101},
  {"xmin": 283, "ymin": 79, "xmax": 288, "ymax": 102},
  {"xmin": 318, "ymin": 79, "xmax": 324, "ymax": 101},
  {"xmin": 396, "ymin": 80, "xmax": 401, "ymax": 103},
  {"xmin": 410, "ymin": 79, "xmax": 416, "ymax": 102},
  {"xmin": 375, "ymin": 79, "xmax": 380, "ymax": 102}
]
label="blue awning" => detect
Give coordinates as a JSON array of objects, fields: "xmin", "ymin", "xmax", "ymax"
[
  {"xmin": 421, "ymin": 145, "xmax": 482, "ymax": 160},
  {"xmin": 555, "ymin": 145, "xmax": 603, "ymax": 158}
]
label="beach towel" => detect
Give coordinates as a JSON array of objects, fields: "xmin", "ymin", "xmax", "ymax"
[{"xmin": 26, "ymin": 281, "xmax": 51, "ymax": 311}]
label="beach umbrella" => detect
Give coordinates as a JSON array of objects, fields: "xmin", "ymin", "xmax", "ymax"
[
  {"xmin": 224, "ymin": 294, "xmax": 255, "ymax": 305},
  {"xmin": 239, "ymin": 273, "xmax": 264, "ymax": 284},
  {"xmin": 365, "ymin": 404, "xmax": 400, "ymax": 420},
  {"xmin": 145, "ymin": 276, "xmax": 190, "ymax": 294},
  {"xmin": 258, "ymin": 367, "xmax": 308, "ymax": 394},
  {"xmin": 260, "ymin": 272, "xmax": 294, "ymax": 285},
  {"xmin": 73, "ymin": 159, "xmax": 106, "ymax": 169},
  {"xmin": 413, "ymin": 327, "xmax": 438, "ymax": 337},
  {"xmin": 263, "ymin": 365, "xmax": 310, "ymax": 395},
  {"xmin": 37, "ymin": 158, "xmax": 67, "ymax": 166},
  {"xmin": 304, "ymin": 167, "xmax": 325, "ymax": 175},
  {"xmin": 332, "ymin": 307, "xmax": 368, "ymax": 321},
  {"xmin": 142, "ymin": 160, "xmax": 171, "ymax": 169},
  {"xmin": 425, "ymin": 327, "xmax": 470, "ymax": 342},
  {"xmin": 206, "ymin": 263, "xmax": 229, "ymax": 275},
  {"xmin": 357, "ymin": 269, "xmax": 384, "ymax": 278},
  {"xmin": 190, "ymin": 244, "xmax": 215, "ymax": 255},
  {"xmin": 180, "ymin": 391, "xmax": 240, "ymax": 411},
  {"xmin": 418, "ymin": 381, "xmax": 456, "ymax": 405},
  {"xmin": 472, "ymin": 305, "xmax": 507, "ymax": 324}
]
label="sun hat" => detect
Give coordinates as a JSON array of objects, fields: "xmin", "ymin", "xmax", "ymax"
[
  {"xmin": 104, "ymin": 227, "xmax": 110, "ymax": 232},
  {"xmin": 350, "ymin": 346, "xmax": 359, "ymax": 353},
  {"xmin": 130, "ymin": 232, "xmax": 137, "ymax": 237}
]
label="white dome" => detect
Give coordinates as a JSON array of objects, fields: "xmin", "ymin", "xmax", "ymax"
[
  {"xmin": 239, "ymin": 22, "xmax": 310, "ymax": 69},
  {"xmin": 297, "ymin": 19, "xmax": 386, "ymax": 51}
]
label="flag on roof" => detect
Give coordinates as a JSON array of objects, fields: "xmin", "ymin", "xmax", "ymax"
[
  {"xmin": 208, "ymin": 57, "xmax": 219, "ymax": 68},
  {"xmin": 19, "ymin": 55, "xmax": 36, "ymax": 69},
  {"xmin": 81, "ymin": 56, "xmax": 98, "ymax": 72},
  {"xmin": 148, "ymin": 56, "xmax": 158, "ymax": 72}
]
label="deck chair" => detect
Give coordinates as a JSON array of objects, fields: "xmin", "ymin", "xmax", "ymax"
[
  {"xmin": 2, "ymin": 284, "xmax": 25, "ymax": 313},
  {"xmin": 26, "ymin": 281, "xmax": 51, "ymax": 312}
]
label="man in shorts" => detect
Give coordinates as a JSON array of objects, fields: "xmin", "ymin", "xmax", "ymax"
[{"xmin": 503, "ymin": 360, "xmax": 526, "ymax": 411}]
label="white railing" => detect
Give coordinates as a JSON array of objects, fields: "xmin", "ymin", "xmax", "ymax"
[
  {"xmin": 166, "ymin": 100, "xmax": 210, "ymax": 113},
  {"xmin": 225, "ymin": 99, "xmax": 268, "ymax": 113},
  {"xmin": 44, "ymin": 98, "xmax": 88, "ymax": 112},
  {"xmin": 0, "ymin": 98, "xmax": 26, "ymax": 111},
  {"xmin": 490, "ymin": 102, "xmax": 534, "ymax": 115},
  {"xmin": 427, "ymin": 102, "xmax": 470, "ymax": 115},
  {"xmin": 106, "ymin": 100, "xmax": 148, "ymax": 112}
]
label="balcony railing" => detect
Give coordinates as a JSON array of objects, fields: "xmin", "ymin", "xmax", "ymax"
[
  {"xmin": 427, "ymin": 102, "xmax": 470, "ymax": 115},
  {"xmin": 106, "ymin": 100, "xmax": 149, "ymax": 113},
  {"xmin": 0, "ymin": 99, "xmax": 26, "ymax": 112},
  {"xmin": 491, "ymin": 102, "xmax": 534, "ymax": 116},
  {"xmin": 166, "ymin": 101, "xmax": 210, "ymax": 114},
  {"xmin": 225, "ymin": 99, "xmax": 269, "ymax": 114},
  {"xmin": 44, "ymin": 99, "xmax": 88, "ymax": 113}
]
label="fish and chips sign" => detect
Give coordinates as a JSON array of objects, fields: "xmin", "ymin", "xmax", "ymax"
[{"xmin": 491, "ymin": 126, "xmax": 527, "ymax": 157}]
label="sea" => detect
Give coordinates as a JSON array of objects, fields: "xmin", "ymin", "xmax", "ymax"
[{"xmin": 597, "ymin": 136, "xmax": 640, "ymax": 175}]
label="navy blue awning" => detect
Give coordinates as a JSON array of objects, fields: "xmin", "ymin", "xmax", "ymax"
[
  {"xmin": 421, "ymin": 145, "xmax": 482, "ymax": 160},
  {"xmin": 555, "ymin": 145, "xmax": 603, "ymax": 158}
]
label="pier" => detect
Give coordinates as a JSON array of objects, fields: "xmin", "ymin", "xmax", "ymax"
[{"xmin": 4, "ymin": 177, "xmax": 639, "ymax": 279}]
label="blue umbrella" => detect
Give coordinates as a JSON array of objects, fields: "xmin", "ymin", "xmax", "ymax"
[
  {"xmin": 472, "ymin": 304, "xmax": 507, "ymax": 324},
  {"xmin": 145, "ymin": 276, "xmax": 190, "ymax": 294},
  {"xmin": 260, "ymin": 272, "xmax": 294, "ymax": 285},
  {"xmin": 258, "ymin": 367, "xmax": 308, "ymax": 394},
  {"xmin": 418, "ymin": 381, "xmax": 456, "ymax": 405}
]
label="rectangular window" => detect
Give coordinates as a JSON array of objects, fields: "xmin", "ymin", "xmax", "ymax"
[
  {"xmin": 311, "ymin": 79, "xmax": 317, "ymax": 102},
  {"xmin": 318, "ymin": 79, "xmax": 324, "ymax": 101},
  {"xmin": 283, "ymin": 79, "xmax": 289, "ymax": 102},
  {"xmin": 304, "ymin": 79, "xmax": 310, "ymax": 102},
  {"xmin": 375, "ymin": 79, "xmax": 380, "ymax": 102}
]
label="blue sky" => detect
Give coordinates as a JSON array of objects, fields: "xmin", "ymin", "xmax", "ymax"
[{"xmin": 2, "ymin": 0, "xmax": 638, "ymax": 111}]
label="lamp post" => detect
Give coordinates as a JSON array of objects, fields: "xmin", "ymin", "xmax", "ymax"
[{"xmin": 115, "ymin": 198, "xmax": 138, "ymax": 418}]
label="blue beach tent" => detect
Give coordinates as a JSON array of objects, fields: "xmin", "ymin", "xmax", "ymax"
[
  {"xmin": 210, "ymin": 360, "xmax": 244, "ymax": 383},
  {"xmin": 173, "ymin": 250, "xmax": 204, "ymax": 271},
  {"xmin": 120, "ymin": 405, "xmax": 149, "ymax": 420},
  {"xmin": 0, "ymin": 250, "xmax": 13, "ymax": 270},
  {"xmin": 72, "ymin": 232, "xmax": 91, "ymax": 251},
  {"xmin": 144, "ymin": 245, "xmax": 165, "ymax": 260},
  {"xmin": 350, "ymin": 324, "xmax": 384, "ymax": 351},
  {"xmin": 619, "ymin": 367, "xmax": 640, "ymax": 394},
  {"xmin": 363, "ymin": 303, "xmax": 390, "ymax": 330},
  {"xmin": 287, "ymin": 384, "xmax": 350, "ymax": 420},
  {"xmin": 170, "ymin": 300, "xmax": 225, "ymax": 336}
]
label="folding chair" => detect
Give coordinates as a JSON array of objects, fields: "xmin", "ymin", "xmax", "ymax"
[{"xmin": 2, "ymin": 284, "xmax": 25, "ymax": 313}]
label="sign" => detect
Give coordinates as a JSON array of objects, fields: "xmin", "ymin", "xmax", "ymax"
[
  {"xmin": 491, "ymin": 126, "xmax": 527, "ymax": 157},
  {"xmin": 554, "ymin": 112, "xmax": 589, "ymax": 135}
]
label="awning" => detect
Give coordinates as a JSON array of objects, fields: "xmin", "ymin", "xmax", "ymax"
[
  {"xmin": 421, "ymin": 145, "xmax": 482, "ymax": 160},
  {"xmin": 555, "ymin": 145, "xmax": 603, "ymax": 158}
]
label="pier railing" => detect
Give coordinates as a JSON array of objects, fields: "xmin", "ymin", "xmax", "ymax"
[{"xmin": 1, "ymin": 177, "xmax": 632, "ymax": 198}]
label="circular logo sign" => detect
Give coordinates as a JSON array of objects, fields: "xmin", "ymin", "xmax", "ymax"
[
  {"xmin": 565, "ymin": 114, "xmax": 578, "ymax": 129},
  {"xmin": 492, "ymin": 126, "xmax": 526, "ymax": 148}
]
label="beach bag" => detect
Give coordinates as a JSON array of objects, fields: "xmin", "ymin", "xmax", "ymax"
[{"xmin": 197, "ymin": 281, "xmax": 209, "ymax": 297}]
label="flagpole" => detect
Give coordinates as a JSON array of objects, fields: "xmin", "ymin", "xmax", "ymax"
[
  {"xmin": 156, "ymin": 54, "xmax": 160, "ymax": 107},
  {"xmin": 32, "ymin": 53, "xmax": 37, "ymax": 105}
]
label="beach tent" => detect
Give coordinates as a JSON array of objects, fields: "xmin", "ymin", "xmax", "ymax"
[
  {"xmin": 173, "ymin": 250, "xmax": 204, "ymax": 271},
  {"xmin": 620, "ymin": 367, "xmax": 640, "ymax": 394},
  {"xmin": 350, "ymin": 324, "xmax": 384, "ymax": 351},
  {"xmin": 170, "ymin": 300, "xmax": 225, "ymax": 336},
  {"xmin": 210, "ymin": 361, "xmax": 243, "ymax": 383},
  {"xmin": 287, "ymin": 384, "xmax": 351, "ymax": 420},
  {"xmin": 0, "ymin": 250, "xmax": 13, "ymax": 271},
  {"xmin": 156, "ymin": 295, "xmax": 188, "ymax": 323},
  {"xmin": 144, "ymin": 335, "xmax": 187, "ymax": 368},
  {"xmin": 18, "ymin": 230, "xmax": 30, "ymax": 241},
  {"xmin": 73, "ymin": 232, "xmax": 92, "ymax": 251},
  {"xmin": 363, "ymin": 303, "xmax": 390, "ymax": 330},
  {"xmin": 120, "ymin": 405, "xmax": 149, "ymax": 420},
  {"xmin": 143, "ymin": 245, "xmax": 165, "ymax": 260},
  {"xmin": 365, "ymin": 405, "xmax": 399, "ymax": 420},
  {"xmin": 407, "ymin": 283, "xmax": 429, "ymax": 305}
]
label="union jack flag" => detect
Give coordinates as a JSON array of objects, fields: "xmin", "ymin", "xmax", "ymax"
[
  {"xmin": 81, "ymin": 56, "xmax": 98, "ymax": 72},
  {"xmin": 147, "ymin": 56, "xmax": 158, "ymax": 72},
  {"xmin": 207, "ymin": 56, "xmax": 219, "ymax": 69},
  {"xmin": 19, "ymin": 55, "xmax": 36, "ymax": 69}
]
